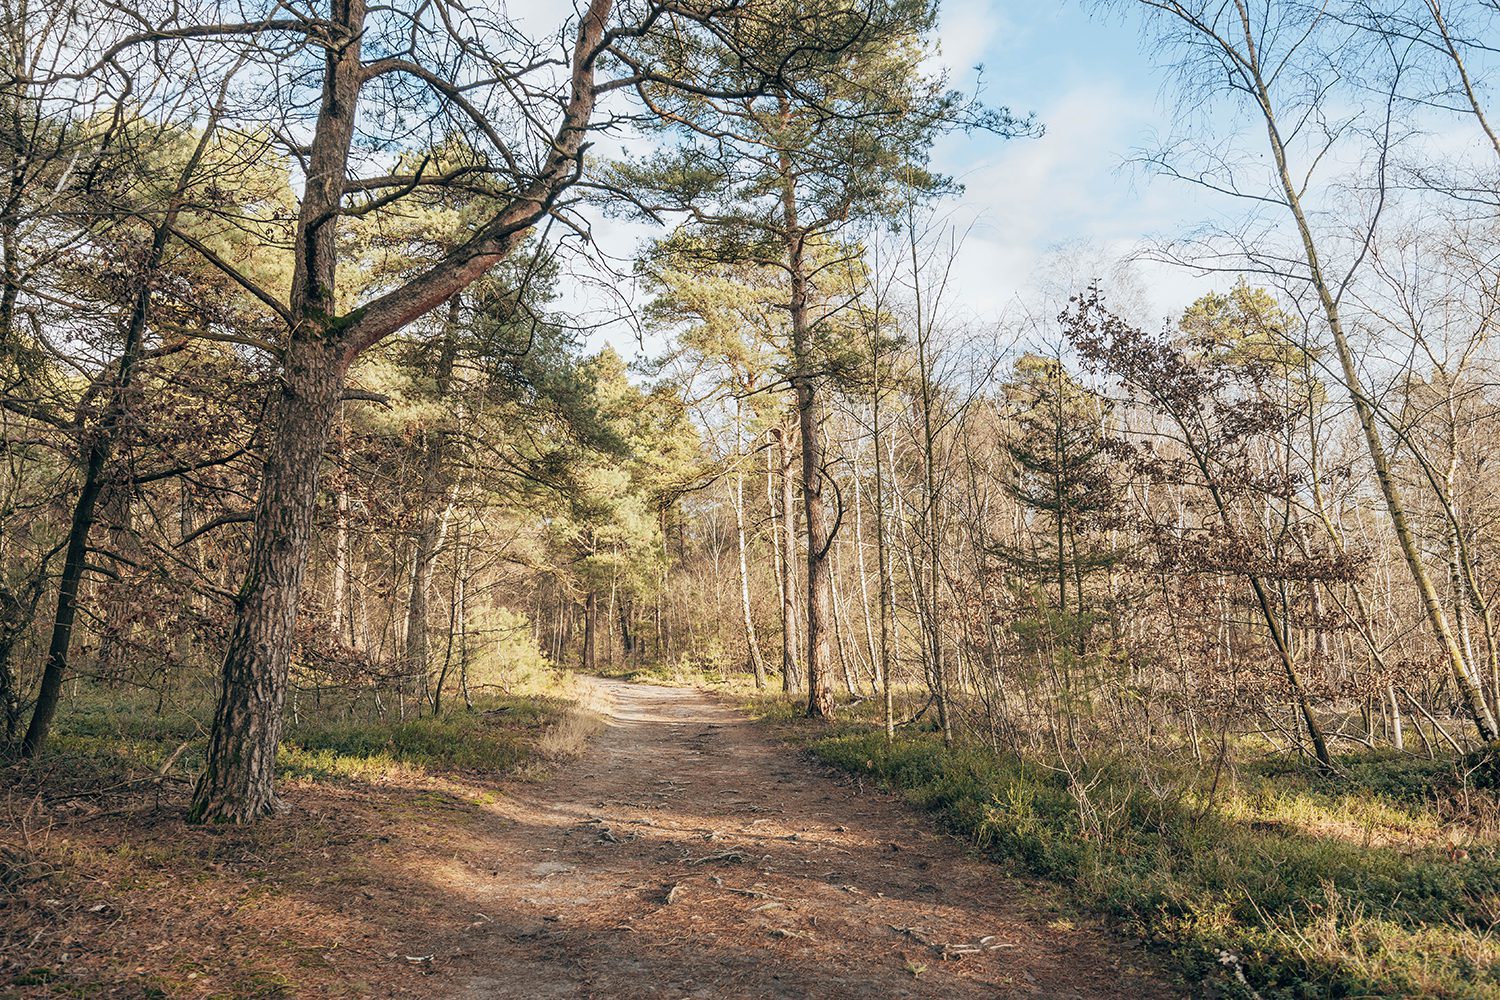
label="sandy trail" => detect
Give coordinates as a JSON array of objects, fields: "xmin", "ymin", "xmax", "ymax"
[{"xmin": 402, "ymin": 677, "xmax": 1176, "ymax": 998}]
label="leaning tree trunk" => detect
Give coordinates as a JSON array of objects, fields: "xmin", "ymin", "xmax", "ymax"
[
  {"xmin": 23, "ymin": 56, "xmax": 239, "ymax": 758},
  {"xmin": 773, "ymin": 425, "xmax": 801, "ymax": 694},
  {"xmin": 1247, "ymin": 572, "xmax": 1333, "ymax": 771},
  {"xmin": 1176, "ymin": 424, "xmax": 1334, "ymax": 772},
  {"xmin": 19, "ymin": 439, "xmax": 110, "ymax": 758},
  {"xmin": 22, "ymin": 253, "xmax": 154, "ymax": 758},
  {"xmin": 733, "ymin": 460, "xmax": 767, "ymax": 688},
  {"xmin": 1243, "ymin": 31, "xmax": 1499, "ymax": 743}
]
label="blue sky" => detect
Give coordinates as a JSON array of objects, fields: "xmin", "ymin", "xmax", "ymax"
[{"xmin": 925, "ymin": 1, "xmax": 1226, "ymax": 327}]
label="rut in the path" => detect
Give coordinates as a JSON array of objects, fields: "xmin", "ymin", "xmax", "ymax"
[{"xmin": 405, "ymin": 678, "xmax": 1178, "ymax": 999}]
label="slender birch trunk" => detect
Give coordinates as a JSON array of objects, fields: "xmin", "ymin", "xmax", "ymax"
[{"xmin": 1228, "ymin": 1, "xmax": 1497, "ymax": 741}]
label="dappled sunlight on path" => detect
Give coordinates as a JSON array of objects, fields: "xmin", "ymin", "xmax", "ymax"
[{"xmin": 385, "ymin": 678, "xmax": 1176, "ymax": 999}]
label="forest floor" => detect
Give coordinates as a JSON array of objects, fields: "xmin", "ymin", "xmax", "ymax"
[{"xmin": 2, "ymin": 676, "xmax": 1179, "ymax": 998}]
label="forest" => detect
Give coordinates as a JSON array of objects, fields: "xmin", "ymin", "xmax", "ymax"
[{"xmin": 4, "ymin": 0, "xmax": 1500, "ymax": 997}]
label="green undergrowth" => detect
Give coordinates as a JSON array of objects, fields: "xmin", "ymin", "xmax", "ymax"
[
  {"xmin": 8, "ymin": 677, "xmax": 588, "ymax": 793},
  {"xmin": 799, "ymin": 722, "xmax": 1500, "ymax": 999},
  {"xmin": 277, "ymin": 695, "xmax": 574, "ymax": 781}
]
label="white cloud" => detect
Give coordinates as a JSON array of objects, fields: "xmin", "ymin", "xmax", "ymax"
[
  {"xmin": 929, "ymin": 79, "xmax": 1220, "ymax": 327},
  {"xmin": 934, "ymin": 0, "xmax": 1009, "ymax": 76}
]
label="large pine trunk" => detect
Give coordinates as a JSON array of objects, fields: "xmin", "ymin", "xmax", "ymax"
[
  {"xmin": 776, "ymin": 160, "xmax": 832, "ymax": 716},
  {"xmin": 190, "ymin": 0, "xmax": 366, "ymax": 822},
  {"xmin": 785, "ymin": 236, "xmax": 834, "ymax": 718},
  {"xmin": 185, "ymin": 0, "xmax": 610, "ymax": 820},
  {"xmin": 188, "ymin": 338, "xmax": 346, "ymax": 822},
  {"xmin": 800, "ymin": 381, "xmax": 834, "ymax": 718}
]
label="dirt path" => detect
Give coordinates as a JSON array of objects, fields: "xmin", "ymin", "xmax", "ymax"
[{"xmin": 403, "ymin": 678, "xmax": 1176, "ymax": 999}]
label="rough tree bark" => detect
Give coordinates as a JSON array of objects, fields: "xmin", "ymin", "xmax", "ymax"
[
  {"xmin": 582, "ymin": 591, "xmax": 599, "ymax": 673},
  {"xmin": 189, "ymin": 0, "xmax": 612, "ymax": 821},
  {"xmin": 771, "ymin": 424, "xmax": 801, "ymax": 694},
  {"xmin": 780, "ymin": 167, "xmax": 834, "ymax": 718},
  {"xmin": 190, "ymin": 339, "xmax": 347, "ymax": 819},
  {"xmin": 331, "ymin": 406, "xmax": 351, "ymax": 645}
]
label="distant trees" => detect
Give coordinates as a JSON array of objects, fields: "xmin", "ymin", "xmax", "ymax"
[
  {"xmin": 611, "ymin": 0, "xmax": 1032, "ymax": 715},
  {"xmin": 551, "ymin": 347, "xmax": 700, "ymax": 675},
  {"xmin": 1125, "ymin": 0, "xmax": 1500, "ymax": 742},
  {"xmin": 15, "ymin": 0, "xmax": 1500, "ymax": 837},
  {"xmin": 642, "ymin": 252, "xmax": 785, "ymax": 686},
  {"xmin": 0, "ymin": 0, "xmax": 949, "ymax": 820}
]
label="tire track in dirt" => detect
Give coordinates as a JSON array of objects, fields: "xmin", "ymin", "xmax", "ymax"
[{"xmin": 408, "ymin": 677, "xmax": 1178, "ymax": 998}]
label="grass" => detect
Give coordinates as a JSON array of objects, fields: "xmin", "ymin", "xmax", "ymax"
[
  {"xmin": 30, "ymin": 661, "xmax": 1496, "ymax": 996},
  {"xmin": 279, "ymin": 696, "xmax": 575, "ymax": 781},
  {"xmin": 9, "ymin": 665, "xmax": 600, "ymax": 794},
  {"xmin": 790, "ymin": 718, "xmax": 1500, "ymax": 999}
]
